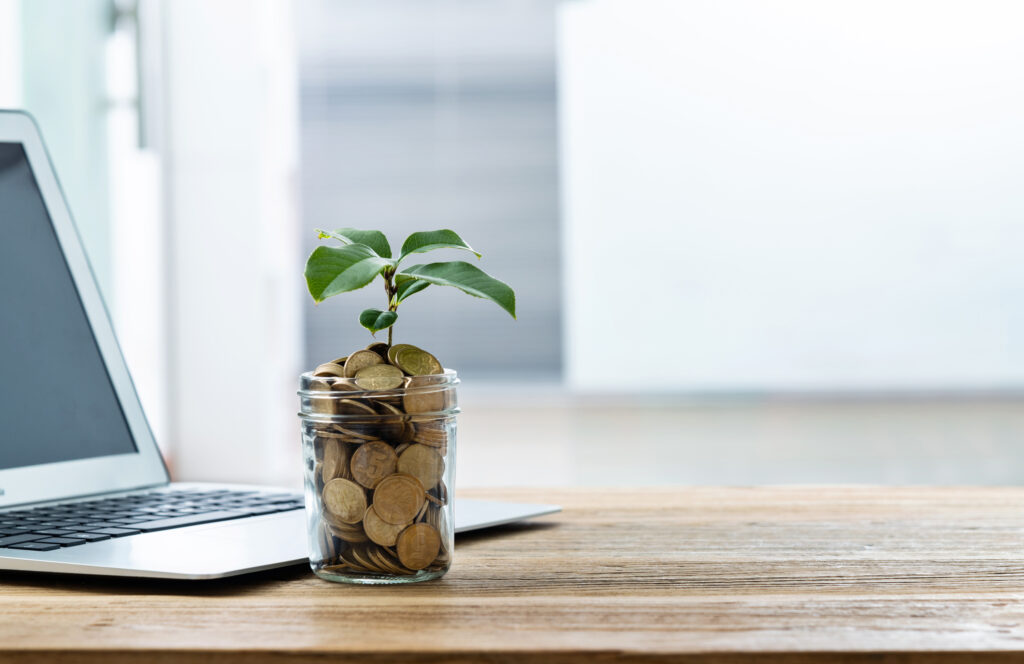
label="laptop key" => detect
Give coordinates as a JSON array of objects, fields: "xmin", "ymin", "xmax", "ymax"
[
  {"xmin": 0, "ymin": 533, "xmax": 46, "ymax": 547},
  {"xmin": 33, "ymin": 529, "xmax": 79, "ymax": 537},
  {"xmin": 63, "ymin": 533, "xmax": 112, "ymax": 542},
  {"xmin": 6, "ymin": 542, "xmax": 60, "ymax": 551},
  {"xmin": 132, "ymin": 510, "xmax": 248, "ymax": 532},
  {"xmin": 86, "ymin": 527, "xmax": 142, "ymax": 537},
  {"xmin": 36, "ymin": 537, "xmax": 88, "ymax": 547}
]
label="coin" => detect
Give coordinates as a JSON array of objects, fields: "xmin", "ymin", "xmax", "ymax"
[
  {"xmin": 322, "ymin": 478, "xmax": 367, "ymax": 524},
  {"xmin": 370, "ymin": 545, "xmax": 413, "ymax": 575},
  {"xmin": 386, "ymin": 343, "xmax": 419, "ymax": 368},
  {"xmin": 334, "ymin": 399, "xmax": 378, "ymax": 416},
  {"xmin": 373, "ymin": 473, "xmax": 426, "ymax": 524},
  {"xmin": 314, "ymin": 363, "xmax": 348, "ymax": 378},
  {"xmin": 372, "ymin": 400, "xmax": 408, "ymax": 440},
  {"xmin": 335, "ymin": 426, "xmax": 378, "ymax": 441},
  {"xmin": 374, "ymin": 399, "xmax": 405, "ymax": 417},
  {"xmin": 396, "ymin": 523, "xmax": 441, "ymax": 570},
  {"xmin": 308, "ymin": 378, "xmax": 333, "ymax": 391},
  {"xmin": 350, "ymin": 440, "xmax": 398, "ymax": 489},
  {"xmin": 321, "ymin": 439, "xmax": 350, "ymax": 484},
  {"xmin": 394, "ymin": 347, "xmax": 443, "ymax": 376},
  {"xmin": 329, "ymin": 520, "xmax": 368, "ymax": 543},
  {"xmin": 397, "ymin": 444, "xmax": 444, "ymax": 490},
  {"xmin": 330, "ymin": 379, "xmax": 360, "ymax": 392},
  {"xmin": 339, "ymin": 544, "xmax": 377, "ymax": 573},
  {"xmin": 403, "ymin": 389, "xmax": 446, "ymax": 414},
  {"xmin": 343, "ymin": 349, "xmax": 384, "ymax": 378},
  {"xmin": 354, "ymin": 364, "xmax": 405, "ymax": 391},
  {"xmin": 362, "ymin": 505, "xmax": 408, "ymax": 547},
  {"xmin": 365, "ymin": 342, "xmax": 390, "ymax": 360},
  {"xmin": 409, "ymin": 419, "xmax": 448, "ymax": 446}
]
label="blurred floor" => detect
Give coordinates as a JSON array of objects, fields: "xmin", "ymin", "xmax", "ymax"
[{"xmin": 455, "ymin": 391, "xmax": 1024, "ymax": 487}]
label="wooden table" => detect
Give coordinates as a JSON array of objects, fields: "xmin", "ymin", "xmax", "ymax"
[{"xmin": 2, "ymin": 487, "xmax": 1024, "ymax": 663}]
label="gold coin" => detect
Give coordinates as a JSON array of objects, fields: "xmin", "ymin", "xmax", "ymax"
[
  {"xmin": 409, "ymin": 419, "xmax": 448, "ymax": 446},
  {"xmin": 405, "ymin": 374, "xmax": 449, "ymax": 388},
  {"xmin": 399, "ymin": 421, "xmax": 416, "ymax": 444},
  {"xmin": 370, "ymin": 544, "xmax": 413, "ymax": 575},
  {"xmin": 339, "ymin": 544, "xmax": 374, "ymax": 573},
  {"xmin": 329, "ymin": 521, "xmax": 368, "ymax": 543},
  {"xmin": 403, "ymin": 389, "xmax": 446, "ymax": 414},
  {"xmin": 394, "ymin": 347, "xmax": 443, "ymax": 376},
  {"xmin": 354, "ymin": 364, "xmax": 405, "ymax": 391},
  {"xmin": 334, "ymin": 399, "xmax": 378, "ymax": 416},
  {"xmin": 314, "ymin": 363, "xmax": 348, "ymax": 378},
  {"xmin": 374, "ymin": 399, "xmax": 405, "ymax": 417},
  {"xmin": 350, "ymin": 440, "xmax": 398, "ymax": 489},
  {"xmin": 343, "ymin": 350, "xmax": 384, "ymax": 378},
  {"xmin": 335, "ymin": 426, "xmax": 378, "ymax": 441},
  {"xmin": 371, "ymin": 400, "xmax": 408, "ymax": 440},
  {"xmin": 321, "ymin": 439, "xmax": 350, "ymax": 484},
  {"xmin": 396, "ymin": 523, "xmax": 441, "ymax": 571},
  {"xmin": 365, "ymin": 342, "xmax": 390, "ymax": 360},
  {"xmin": 308, "ymin": 378, "xmax": 333, "ymax": 391},
  {"xmin": 330, "ymin": 379, "xmax": 359, "ymax": 392},
  {"xmin": 322, "ymin": 478, "xmax": 366, "ymax": 524},
  {"xmin": 386, "ymin": 343, "xmax": 419, "ymax": 368},
  {"xmin": 372, "ymin": 473, "xmax": 426, "ymax": 525},
  {"xmin": 362, "ymin": 505, "xmax": 408, "ymax": 547},
  {"xmin": 397, "ymin": 444, "xmax": 444, "ymax": 490}
]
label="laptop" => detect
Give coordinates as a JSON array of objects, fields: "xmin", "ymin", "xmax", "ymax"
[{"xmin": 0, "ymin": 110, "xmax": 559, "ymax": 580}]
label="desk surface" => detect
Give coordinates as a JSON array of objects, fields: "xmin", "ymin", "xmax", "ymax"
[{"xmin": 2, "ymin": 487, "xmax": 1024, "ymax": 663}]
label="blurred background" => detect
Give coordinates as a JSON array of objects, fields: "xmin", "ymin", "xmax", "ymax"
[{"xmin": 2, "ymin": 0, "xmax": 1023, "ymax": 488}]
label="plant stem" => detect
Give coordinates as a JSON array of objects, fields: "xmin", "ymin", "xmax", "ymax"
[{"xmin": 384, "ymin": 272, "xmax": 397, "ymax": 347}]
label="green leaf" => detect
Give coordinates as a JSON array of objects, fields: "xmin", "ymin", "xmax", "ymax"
[
  {"xmin": 398, "ymin": 229, "xmax": 481, "ymax": 263},
  {"xmin": 395, "ymin": 274, "xmax": 431, "ymax": 302},
  {"xmin": 398, "ymin": 261, "xmax": 516, "ymax": 318},
  {"xmin": 317, "ymin": 227, "xmax": 392, "ymax": 258},
  {"xmin": 305, "ymin": 244, "xmax": 392, "ymax": 302},
  {"xmin": 359, "ymin": 308, "xmax": 398, "ymax": 334}
]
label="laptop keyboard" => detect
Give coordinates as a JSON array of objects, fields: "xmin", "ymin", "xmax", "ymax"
[{"xmin": 0, "ymin": 488, "xmax": 304, "ymax": 552}]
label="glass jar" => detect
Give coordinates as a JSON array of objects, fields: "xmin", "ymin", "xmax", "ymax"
[{"xmin": 297, "ymin": 369, "xmax": 458, "ymax": 584}]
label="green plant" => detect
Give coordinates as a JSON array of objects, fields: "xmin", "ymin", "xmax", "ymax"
[{"xmin": 304, "ymin": 228, "xmax": 516, "ymax": 346}]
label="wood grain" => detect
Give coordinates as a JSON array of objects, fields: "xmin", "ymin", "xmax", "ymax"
[{"xmin": 3, "ymin": 487, "xmax": 1024, "ymax": 663}]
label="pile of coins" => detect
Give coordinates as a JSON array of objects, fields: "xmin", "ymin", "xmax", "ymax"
[{"xmin": 304, "ymin": 342, "xmax": 453, "ymax": 577}]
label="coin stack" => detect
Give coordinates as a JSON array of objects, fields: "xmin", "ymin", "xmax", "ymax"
[{"xmin": 305, "ymin": 342, "xmax": 453, "ymax": 577}]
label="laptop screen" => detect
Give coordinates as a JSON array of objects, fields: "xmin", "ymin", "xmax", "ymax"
[{"xmin": 0, "ymin": 142, "xmax": 137, "ymax": 469}]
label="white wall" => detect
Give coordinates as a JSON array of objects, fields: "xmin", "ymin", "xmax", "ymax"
[
  {"xmin": 0, "ymin": 0, "xmax": 20, "ymax": 107},
  {"xmin": 161, "ymin": 0, "xmax": 303, "ymax": 484},
  {"xmin": 560, "ymin": 0, "xmax": 1024, "ymax": 392}
]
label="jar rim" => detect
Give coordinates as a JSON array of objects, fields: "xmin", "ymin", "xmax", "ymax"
[{"xmin": 297, "ymin": 368, "xmax": 459, "ymax": 419}]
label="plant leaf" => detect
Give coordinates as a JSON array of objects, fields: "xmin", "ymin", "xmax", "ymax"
[
  {"xmin": 395, "ymin": 274, "xmax": 431, "ymax": 302},
  {"xmin": 398, "ymin": 229, "xmax": 481, "ymax": 263},
  {"xmin": 305, "ymin": 244, "xmax": 392, "ymax": 302},
  {"xmin": 398, "ymin": 261, "xmax": 516, "ymax": 318},
  {"xmin": 359, "ymin": 308, "xmax": 398, "ymax": 334},
  {"xmin": 317, "ymin": 227, "xmax": 392, "ymax": 258}
]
